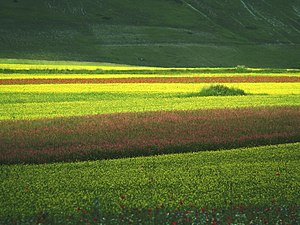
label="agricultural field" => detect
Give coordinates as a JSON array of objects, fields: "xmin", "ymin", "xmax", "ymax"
[{"xmin": 0, "ymin": 59, "xmax": 300, "ymax": 224}]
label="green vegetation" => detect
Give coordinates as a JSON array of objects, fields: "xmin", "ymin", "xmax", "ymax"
[
  {"xmin": 1, "ymin": 94, "xmax": 299, "ymax": 120},
  {"xmin": 0, "ymin": 0, "xmax": 299, "ymax": 67},
  {"xmin": 0, "ymin": 60, "xmax": 299, "ymax": 223},
  {"xmin": 1, "ymin": 83, "xmax": 299, "ymax": 94},
  {"xmin": 196, "ymin": 85, "xmax": 246, "ymax": 96},
  {"xmin": 0, "ymin": 143, "xmax": 299, "ymax": 223},
  {"xmin": 1, "ymin": 78, "xmax": 299, "ymax": 120},
  {"xmin": 1, "ymin": 59, "xmax": 300, "ymax": 74}
]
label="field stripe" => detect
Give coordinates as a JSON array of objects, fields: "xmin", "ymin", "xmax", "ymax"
[
  {"xmin": 1, "ymin": 143, "xmax": 299, "ymax": 218},
  {"xmin": 1, "ymin": 76, "xmax": 300, "ymax": 84},
  {"xmin": 1, "ymin": 72, "xmax": 300, "ymax": 79},
  {"xmin": 1, "ymin": 106, "xmax": 299, "ymax": 164},
  {"xmin": 1, "ymin": 95, "xmax": 299, "ymax": 120},
  {"xmin": 1, "ymin": 83, "xmax": 299, "ymax": 94}
]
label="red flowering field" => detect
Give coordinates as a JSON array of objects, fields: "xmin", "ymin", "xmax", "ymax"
[
  {"xmin": 1, "ymin": 106, "xmax": 299, "ymax": 164},
  {"xmin": 1, "ymin": 76, "xmax": 300, "ymax": 84}
]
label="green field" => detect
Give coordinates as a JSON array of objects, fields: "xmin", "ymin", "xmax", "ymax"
[
  {"xmin": 1, "ymin": 0, "xmax": 300, "ymax": 67},
  {"xmin": 1, "ymin": 94, "xmax": 300, "ymax": 121},
  {"xmin": 0, "ymin": 59, "xmax": 300, "ymax": 224},
  {"xmin": 1, "ymin": 81, "xmax": 299, "ymax": 120},
  {"xmin": 1, "ymin": 61, "xmax": 299, "ymax": 120},
  {"xmin": 1, "ymin": 143, "xmax": 299, "ymax": 224}
]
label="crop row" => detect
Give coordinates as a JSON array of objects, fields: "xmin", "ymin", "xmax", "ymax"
[
  {"xmin": 1, "ymin": 106, "xmax": 299, "ymax": 164},
  {"xmin": 1, "ymin": 94, "xmax": 299, "ymax": 120},
  {"xmin": 1, "ymin": 76, "xmax": 299, "ymax": 84},
  {"xmin": 2, "ymin": 73, "xmax": 300, "ymax": 80},
  {"xmin": 0, "ymin": 63, "xmax": 153, "ymax": 72},
  {"xmin": 0, "ymin": 143, "xmax": 299, "ymax": 222},
  {"xmin": 0, "ymin": 66, "xmax": 299, "ymax": 74},
  {"xmin": 0, "ymin": 59, "xmax": 299, "ymax": 74},
  {"xmin": 0, "ymin": 92, "xmax": 166, "ymax": 104},
  {"xmin": 1, "ymin": 83, "xmax": 299, "ymax": 94}
]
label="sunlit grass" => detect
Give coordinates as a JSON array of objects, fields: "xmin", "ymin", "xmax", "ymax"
[
  {"xmin": 1, "ymin": 95, "xmax": 299, "ymax": 120},
  {"xmin": 1, "ymin": 83, "xmax": 299, "ymax": 94},
  {"xmin": 1, "ymin": 59, "xmax": 299, "ymax": 73}
]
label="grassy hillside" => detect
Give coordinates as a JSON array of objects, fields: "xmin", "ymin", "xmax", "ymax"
[{"xmin": 0, "ymin": 0, "xmax": 299, "ymax": 67}]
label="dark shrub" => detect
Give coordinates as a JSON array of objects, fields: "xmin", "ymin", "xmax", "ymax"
[
  {"xmin": 235, "ymin": 65, "xmax": 248, "ymax": 72},
  {"xmin": 198, "ymin": 85, "xmax": 246, "ymax": 96}
]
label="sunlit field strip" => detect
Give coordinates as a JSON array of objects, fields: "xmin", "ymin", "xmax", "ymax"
[
  {"xmin": 1, "ymin": 95, "xmax": 299, "ymax": 120},
  {"xmin": 1, "ymin": 73, "xmax": 300, "ymax": 79},
  {"xmin": 1, "ymin": 60, "xmax": 299, "ymax": 72},
  {"xmin": 0, "ymin": 63, "xmax": 253, "ymax": 71},
  {"xmin": 0, "ymin": 63, "xmax": 159, "ymax": 71},
  {"xmin": 0, "ymin": 63, "xmax": 216, "ymax": 71},
  {"xmin": 0, "ymin": 143, "xmax": 299, "ymax": 219},
  {"xmin": 1, "ymin": 106, "xmax": 298, "ymax": 164},
  {"xmin": 1, "ymin": 83, "xmax": 299, "ymax": 94},
  {"xmin": 0, "ymin": 58, "xmax": 246, "ymax": 69}
]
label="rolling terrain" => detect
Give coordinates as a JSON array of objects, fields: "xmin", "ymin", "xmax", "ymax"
[{"xmin": 0, "ymin": 0, "xmax": 300, "ymax": 67}]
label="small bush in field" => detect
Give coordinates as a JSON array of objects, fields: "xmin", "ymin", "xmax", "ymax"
[
  {"xmin": 198, "ymin": 85, "xmax": 246, "ymax": 96},
  {"xmin": 235, "ymin": 65, "xmax": 248, "ymax": 72}
]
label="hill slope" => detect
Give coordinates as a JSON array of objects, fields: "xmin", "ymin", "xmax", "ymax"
[{"xmin": 0, "ymin": 0, "xmax": 299, "ymax": 67}]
